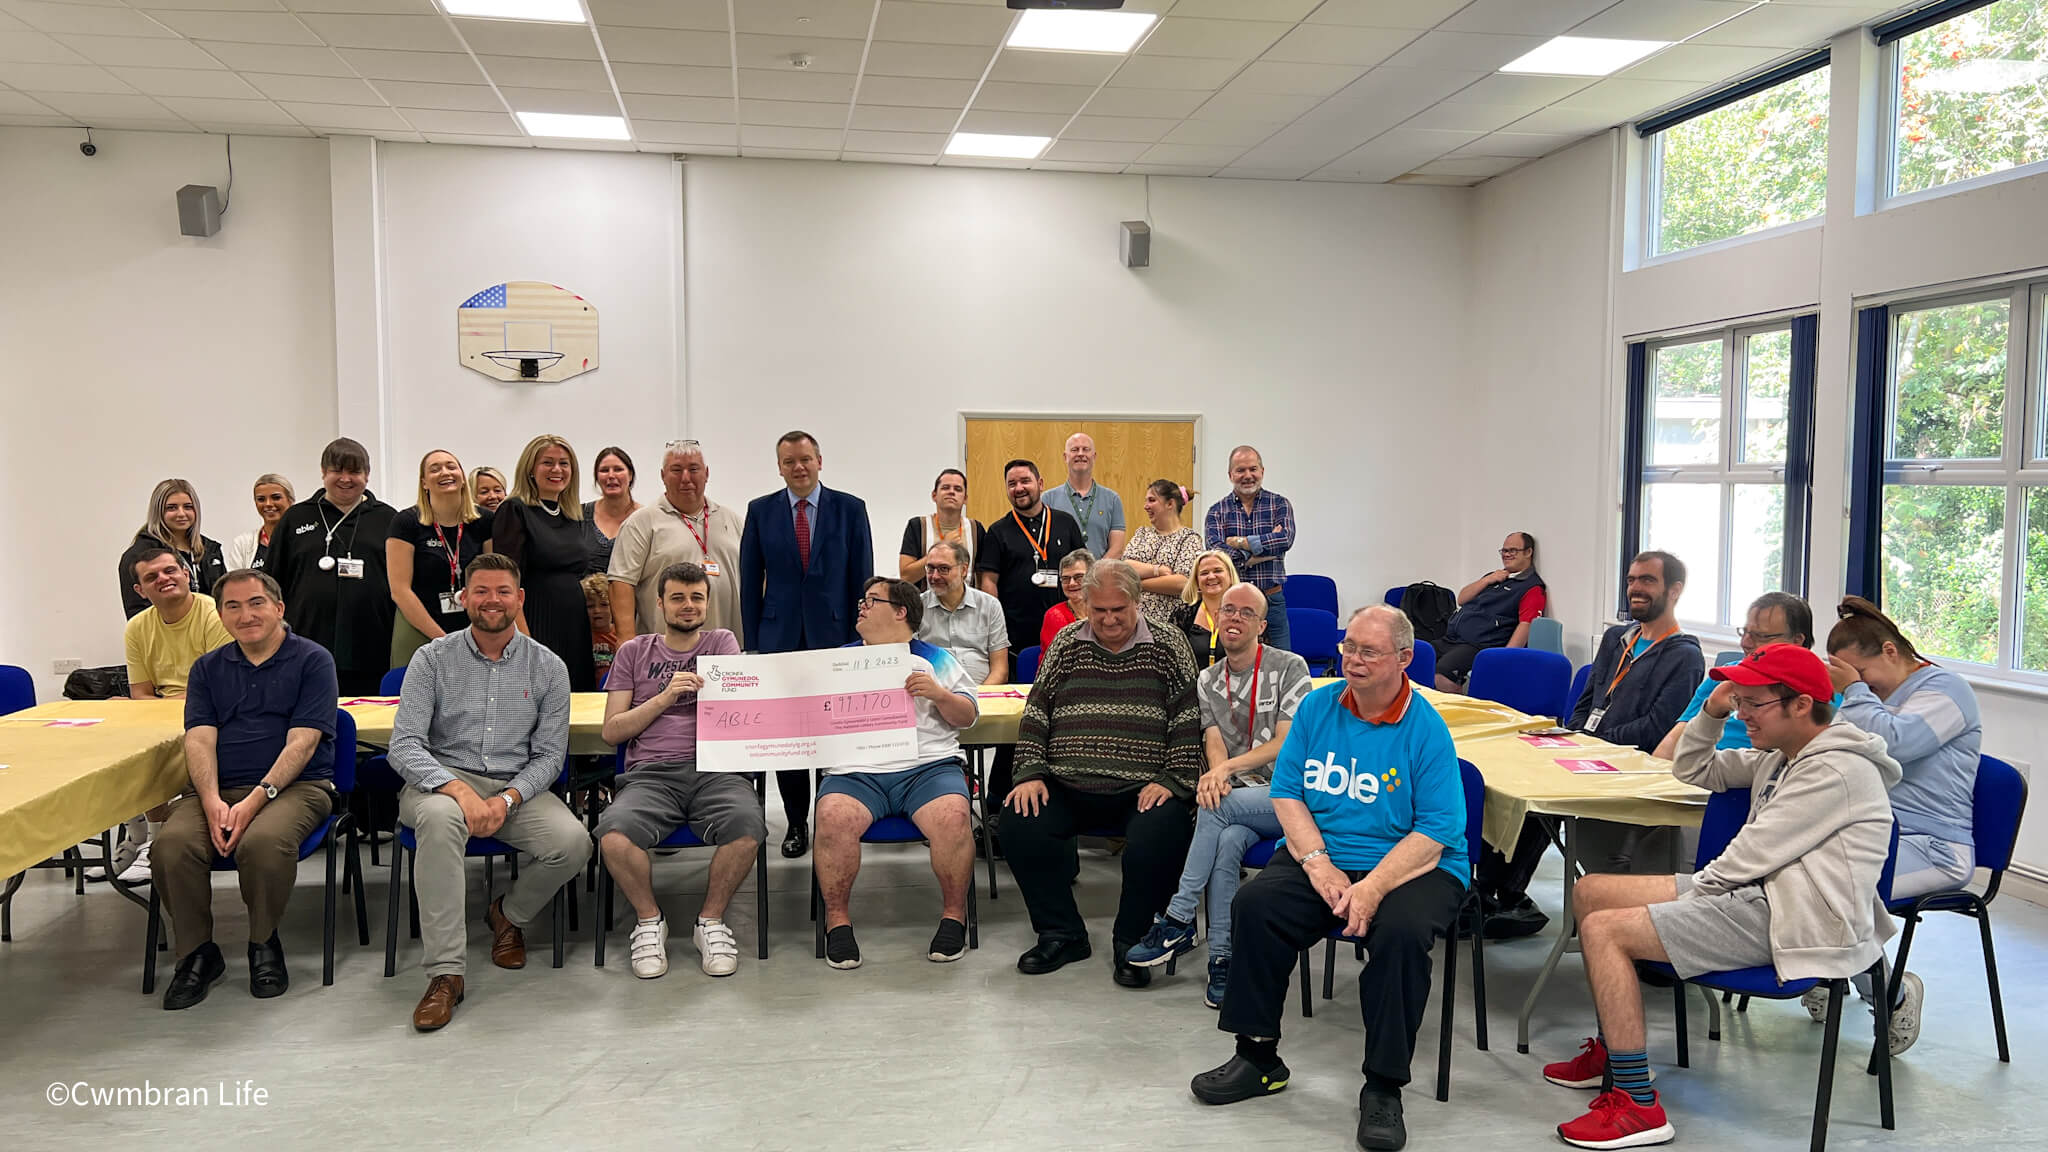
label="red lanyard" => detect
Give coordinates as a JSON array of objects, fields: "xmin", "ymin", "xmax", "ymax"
[
  {"xmin": 1607, "ymin": 624, "xmax": 1675, "ymax": 694},
  {"xmin": 679, "ymin": 507, "xmax": 709, "ymax": 555},
  {"xmin": 433, "ymin": 522, "xmax": 464, "ymax": 588},
  {"xmin": 1009, "ymin": 508, "xmax": 1051, "ymax": 565},
  {"xmin": 1224, "ymin": 644, "xmax": 1262, "ymax": 744}
]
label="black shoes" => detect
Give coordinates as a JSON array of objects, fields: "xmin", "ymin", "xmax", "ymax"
[
  {"xmin": 781, "ymin": 822, "xmax": 810, "ymax": 859},
  {"xmin": 1482, "ymin": 893, "xmax": 1550, "ymax": 940},
  {"xmin": 928, "ymin": 918, "xmax": 968, "ymax": 963},
  {"xmin": 162, "ymin": 941, "xmax": 226, "ymax": 1011},
  {"xmin": 248, "ymin": 934, "xmax": 289, "ymax": 998},
  {"xmin": 1190, "ymin": 1055, "xmax": 1291, "ymax": 1104},
  {"xmin": 1357, "ymin": 1086, "xmax": 1406, "ymax": 1151},
  {"xmin": 1112, "ymin": 939, "xmax": 1152, "ymax": 988},
  {"xmin": 1016, "ymin": 936, "xmax": 1092, "ymax": 974},
  {"xmin": 824, "ymin": 925, "xmax": 861, "ymax": 970}
]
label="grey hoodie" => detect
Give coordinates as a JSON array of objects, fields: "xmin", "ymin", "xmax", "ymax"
[{"xmin": 1674, "ymin": 713, "xmax": 1902, "ymax": 983}]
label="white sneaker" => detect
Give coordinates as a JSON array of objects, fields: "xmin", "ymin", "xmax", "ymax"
[
  {"xmin": 117, "ymin": 839, "xmax": 153, "ymax": 884},
  {"xmin": 89, "ymin": 819, "xmax": 148, "ymax": 881},
  {"xmin": 695, "ymin": 917, "xmax": 739, "ymax": 977},
  {"xmin": 628, "ymin": 916, "xmax": 668, "ymax": 979},
  {"xmin": 1888, "ymin": 971, "xmax": 1924, "ymax": 1056},
  {"xmin": 1801, "ymin": 985, "xmax": 1830, "ymax": 1023}
]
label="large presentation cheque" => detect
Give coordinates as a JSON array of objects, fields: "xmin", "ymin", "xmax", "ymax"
[{"xmin": 696, "ymin": 644, "xmax": 918, "ymax": 773}]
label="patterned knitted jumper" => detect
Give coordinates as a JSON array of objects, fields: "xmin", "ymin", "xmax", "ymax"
[{"xmin": 1014, "ymin": 620, "xmax": 1204, "ymax": 798}]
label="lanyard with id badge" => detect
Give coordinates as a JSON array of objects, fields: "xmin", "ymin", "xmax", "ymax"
[
  {"xmin": 680, "ymin": 508, "xmax": 722, "ymax": 577},
  {"xmin": 1013, "ymin": 509, "xmax": 1057, "ymax": 589},
  {"xmin": 433, "ymin": 522, "xmax": 464, "ymax": 614},
  {"xmin": 317, "ymin": 501, "xmax": 365, "ymax": 580},
  {"xmin": 1583, "ymin": 623, "xmax": 1675, "ymax": 732}
]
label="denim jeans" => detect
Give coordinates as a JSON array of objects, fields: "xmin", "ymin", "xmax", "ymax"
[
  {"xmin": 1263, "ymin": 588, "xmax": 1290, "ymax": 652},
  {"xmin": 1164, "ymin": 784, "xmax": 1284, "ymax": 962}
]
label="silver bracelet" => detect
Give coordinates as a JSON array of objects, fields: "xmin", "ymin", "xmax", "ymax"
[{"xmin": 1298, "ymin": 847, "xmax": 1329, "ymax": 866}]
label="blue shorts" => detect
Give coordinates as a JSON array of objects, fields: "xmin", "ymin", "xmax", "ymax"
[{"xmin": 819, "ymin": 758, "xmax": 970, "ymax": 823}]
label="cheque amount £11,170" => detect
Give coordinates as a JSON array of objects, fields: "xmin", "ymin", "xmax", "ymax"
[{"xmin": 826, "ymin": 692, "xmax": 904, "ymax": 715}]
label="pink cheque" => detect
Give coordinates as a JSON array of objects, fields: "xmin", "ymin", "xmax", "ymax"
[{"xmin": 699, "ymin": 689, "xmax": 912, "ymax": 741}]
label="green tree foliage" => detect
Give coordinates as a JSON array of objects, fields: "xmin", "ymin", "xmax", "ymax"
[
  {"xmin": 1896, "ymin": 0, "xmax": 2048, "ymax": 196},
  {"xmin": 1891, "ymin": 299, "xmax": 2008, "ymax": 460},
  {"xmin": 1883, "ymin": 485, "xmax": 2004, "ymax": 665},
  {"xmin": 1655, "ymin": 68, "xmax": 1829, "ymax": 254}
]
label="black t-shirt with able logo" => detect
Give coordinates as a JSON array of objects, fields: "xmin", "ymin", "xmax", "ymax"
[
  {"xmin": 388, "ymin": 508, "xmax": 486, "ymax": 632},
  {"xmin": 975, "ymin": 505, "xmax": 1085, "ymax": 653}
]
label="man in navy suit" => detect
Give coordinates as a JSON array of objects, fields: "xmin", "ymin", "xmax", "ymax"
[{"xmin": 740, "ymin": 430, "xmax": 875, "ymax": 858}]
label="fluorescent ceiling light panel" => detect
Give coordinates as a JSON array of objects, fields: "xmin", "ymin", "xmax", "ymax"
[
  {"xmin": 1500, "ymin": 36, "xmax": 1669, "ymax": 77},
  {"xmin": 517, "ymin": 111, "xmax": 629, "ymax": 139},
  {"xmin": 439, "ymin": 0, "xmax": 587, "ymax": 23},
  {"xmin": 946, "ymin": 132, "xmax": 1051, "ymax": 159},
  {"xmin": 1006, "ymin": 9, "xmax": 1157, "ymax": 54}
]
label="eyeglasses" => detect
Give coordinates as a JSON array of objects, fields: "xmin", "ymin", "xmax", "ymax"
[
  {"xmin": 1738, "ymin": 628, "xmax": 1790, "ymax": 644},
  {"xmin": 1729, "ymin": 693, "xmax": 1792, "ymax": 716},
  {"xmin": 1059, "ymin": 574, "xmax": 1087, "ymax": 586},
  {"xmin": 1217, "ymin": 605, "xmax": 1262, "ymax": 620},
  {"xmin": 1499, "ymin": 547, "xmax": 1529, "ymax": 557},
  {"xmin": 858, "ymin": 595, "xmax": 896, "ymax": 612},
  {"xmin": 1338, "ymin": 641, "xmax": 1400, "ymax": 661},
  {"xmin": 925, "ymin": 564, "xmax": 956, "ymax": 575}
]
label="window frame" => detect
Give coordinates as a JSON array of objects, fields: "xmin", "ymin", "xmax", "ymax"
[
  {"xmin": 1875, "ymin": 280, "xmax": 2048, "ymax": 672},
  {"xmin": 1635, "ymin": 319, "xmax": 1813, "ymax": 630},
  {"xmin": 1881, "ymin": 0, "xmax": 2048, "ymax": 207}
]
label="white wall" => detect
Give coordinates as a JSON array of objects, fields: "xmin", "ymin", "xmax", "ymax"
[
  {"xmin": 682, "ymin": 158, "xmax": 1476, "ymax": 610},
  {"xmin": 0, "ymin": 127, "xmax": 336, "ymax": 703}
]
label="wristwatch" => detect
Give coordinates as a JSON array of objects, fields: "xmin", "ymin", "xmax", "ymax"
[
  {"xmin": 501, "ymin": 792, "xmax": 518, "ymax": 813},
  {"xmin": 262, "ymin": 783, "xmax": 280, "ymax": 801}
]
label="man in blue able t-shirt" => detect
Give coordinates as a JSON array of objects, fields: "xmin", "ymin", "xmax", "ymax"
[{"xmin": 1188, "ymin": 604, "xmax": 1469, "ymax": 1152}]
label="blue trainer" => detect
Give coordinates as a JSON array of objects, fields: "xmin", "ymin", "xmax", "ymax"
[
  {"xmin": 1125, "ymin": 913, "xmax": 1196, "ymax": 967},
  {"xmin": 1205, "ymin": 956, "xmax": 1229, "ymax": 1009}
]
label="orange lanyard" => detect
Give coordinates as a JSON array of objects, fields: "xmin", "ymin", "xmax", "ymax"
[
  {"xmin": 1607, "ymin": 624, "xmax": 1675, "ymax": 695},
  {"xmin": 1009, "ymin": 508, "xmax": 1051, "ymax": 565}
]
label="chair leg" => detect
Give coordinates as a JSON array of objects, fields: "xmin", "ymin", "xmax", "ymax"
[
  {"xmin": 1322, "ymin": 936, "xmax": 1337, "ymax": 1001},
  {"xmin": 1737, "ymin": 994, "xmax": 1750, "ymax": 1013},
  {"xmin": 1869, "ymin": 963, "xmax": 1895, "ymax": 1130},
  {"xmin": 1977, "ymin": 906, "xmax": 2009, "ymax": 1063},
  {"xmin": 348, "ymin": 828, "xmax": 369, "ymax": 946},
  {"xmin": 383, "ymin": 844, "xmax": 403, "ymax": 978},
  {"xmin": 1812, "ymin": 980, "xmax": 1846, "ymax": 1152},
  {"xmin": 484, "ymin": 854, "xmax": 494, "ymax": 897},
  {"xmin": 594, "ymin": 859, "xmax": 610, "ymax": 969},
  {"xmin": 1673, "ymin": 981, "xmax": 1689, "ymax": 1069},
  {"xmin": 567, "ymin": 876, "xmax": 579, "ymax": 934},
  {"xmin": 1470, "ymin": 909, "xmax": 1489, "ymax": 1052},
  {"xmin": 141, "ymin": 884, "xmax": 162, "ymax": 995},
  {"xmin": 1888, "ymin": 913, "xmax": 1920, "ymax": 1010},
  {"xmin": 323, "ymin": 833, "xmax": 338, "ymax": 987},
  {"xmin": 1707, "ymin": 984, "xmax": 1722, "ymax": 1042},
  {"xmin": 756, "ymin": 835, "xmax": 770, "ymax": 960},
  {"xmin": 1437, "ymin": 922, "xmax": 1458, "ymax": 1102},
  {"xmin": 812, "ymin": 872, "xmax": 826, "ymax": 959},
  {"xmin": 1298, "ymin": 948, "xmax": 1313, "ymax": 1019},
  {"xmin": 968, "ymin": 864, "xmax": 979, "ymax": 950},
  {"xmin": 550, "ymin": 888, "xmax": 565, "ymax": 969}
]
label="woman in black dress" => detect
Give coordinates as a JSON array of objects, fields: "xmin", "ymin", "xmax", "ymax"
[
  {"xmin": 387, "ymin": 448, "xmax": 486, "ymax": 668},
  {"xmin": 493, "ymin": 434, "xmax": 597, "ymax": 690},
  {"xmin": 118, "ymin": 478, "xmax": 228, "ymax": 618}
]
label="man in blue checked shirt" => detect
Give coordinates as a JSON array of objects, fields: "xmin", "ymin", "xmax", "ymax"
[{"xmin": 1204, "ymin": 445, "xmax": 1296, "ymax": 652}]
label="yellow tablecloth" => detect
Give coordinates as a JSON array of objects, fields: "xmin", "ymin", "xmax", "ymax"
[
  {"xmin": 342, "ymin": 694, "xmax": 617, "ymax": 756},
  {"xmin": 1457, "ymin": 731, "xmax": 1705, "ymax": 851},
  {"xmin": 0, "ymin": 701, "xmax": 190, "ymax": 879}
]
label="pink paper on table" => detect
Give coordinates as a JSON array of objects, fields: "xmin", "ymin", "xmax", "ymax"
[
  {"xmin": 342, "ymin": 696, "xmax": 400, "ymax": 707},
  {"xmin": 699, "ymin": 690, "xmax": 911, "ymax": 741},
  {"xmin": 44, "ymin": 719, "xmax": 104, "ymax": 728},
  {"xmin": 1558, "ymin": 758, "xmax": 1618, "ymax": 774},
  {"xmin": 1520, "ymin": 734, "xmax": 1578, "ymax": 748},
  {"xmin": 978, "ymin": 689, "xmax": 1028, "ymax": 699}
]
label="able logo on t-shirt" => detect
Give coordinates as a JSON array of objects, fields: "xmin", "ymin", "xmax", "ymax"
[{"xmin": 1301, "ymin": 751, "xmax": 1403, "ymax": 804}]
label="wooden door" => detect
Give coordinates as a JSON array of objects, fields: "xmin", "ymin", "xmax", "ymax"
[{"xmin": 962, "ymin": 416, "xmax": 1200, "ymax": 534}]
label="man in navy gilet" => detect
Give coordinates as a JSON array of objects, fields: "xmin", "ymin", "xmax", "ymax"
[{"xmin": 1434, "ymin": 532, "xmax": 1547, "ymax": 692}]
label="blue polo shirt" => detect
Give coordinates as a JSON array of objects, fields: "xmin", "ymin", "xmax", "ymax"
[
  {"xmin": 185, "ymin": 631, "xmax": 338, "ymax": 788},
  {"xmin": 1270, "ymin": 679, "xmax": 1468, "ymax": 885}
]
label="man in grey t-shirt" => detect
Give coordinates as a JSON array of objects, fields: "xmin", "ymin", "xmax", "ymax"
[
  {"xmin": 1041, "ymin": 432, "xmax": 1126, "ymax": 559},
  {"xmin": 1124, "ymin": 583, "xmax": 1311, "ymax": 1005}
]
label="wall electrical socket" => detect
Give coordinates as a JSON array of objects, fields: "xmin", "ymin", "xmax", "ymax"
[{"xmin": 51, "ymin": 658, "xmax": 82, "ymax": 675}]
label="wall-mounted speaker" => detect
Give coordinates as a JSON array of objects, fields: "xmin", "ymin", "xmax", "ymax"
[
  {"xmin": 177, "ymin": 184, "xmax": 221, "ymax": 237},
  {"xmin": 1120, "ymin": 220, "xmax": 1150, "ymax": 268}
]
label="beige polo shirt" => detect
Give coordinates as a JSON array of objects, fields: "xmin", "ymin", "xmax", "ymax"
[{"xmin": 607, "ymin": 496, "xmax": 744, "ymax": 638}]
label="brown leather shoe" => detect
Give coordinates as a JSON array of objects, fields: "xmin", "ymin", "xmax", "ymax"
[
  {"xmin": 412, "ymin": 975, "xmax": 464, "ymax": 1031},
  {"xmin": 486, "ymin": 896, "xmax": 526, "ymax": 970}
]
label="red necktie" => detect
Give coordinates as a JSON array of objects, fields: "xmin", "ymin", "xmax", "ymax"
[{"xmin": 795, "ymin": 498, "xmax": 812, "ymax": 571}]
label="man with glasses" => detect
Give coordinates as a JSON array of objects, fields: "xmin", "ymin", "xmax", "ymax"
[
  {"xmin": 1126, "ymin": 582, "xmax": 1312, "ymax": 1009},
  {"xmin": 1204, "ymin": 446, "xmax": 1296, "ymax": 653},
  {"xmin": 1189, "ymin": 604, "xmax": 1468, "ymax": 1152},
  {"xmin": 1434, "ymin": 531, "xmax": 1547, "ymax": 692},
  {"xmin": 814, "ymin": 577, "xmax": 981, "ymax": 968},
  {"xmin": 1652, "ymin": 592, "xmax": 1824, "ymax": 760},
  {"xmin": 608, "ymin": 439, "xmax": 743, "ymax": 641},
  {"xmin": 1544, "ymin": 643, "xmax": 1899, "ymax": 1150},
  {"xmin": 917, "ymin": 540, "xmax": 1009, "ymax": 686}
]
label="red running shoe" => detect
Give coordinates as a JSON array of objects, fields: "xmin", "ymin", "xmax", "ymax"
[
  {"xmin": 1557, "ymin": 1088, "xmax": 1676, "ymax": 1149},
  {"xmin": 1543, "ymin": 1037, "xmax": 1607, "ymax": 1089}
]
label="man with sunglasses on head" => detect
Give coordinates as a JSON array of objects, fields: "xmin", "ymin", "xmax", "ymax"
[
  {"xmin": 1544, "ymin": 642, "xmax": 1899, "ymax": 1149},
  {"xmin": 608, "ymin": 439, "xmax": 743, "ymax": 642}
]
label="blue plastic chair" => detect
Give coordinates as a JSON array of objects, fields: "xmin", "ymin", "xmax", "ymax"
[
  {"xmin": 1288, "ymin": 607, "xmax": 1340, "ymax": 675},
  {"xmin": 1468, "ymin": 648, "xmax": 1574, "ymax": 721},
  {"xmin": 1714, "ymin": 649, "xmax": 1744, "ymax": 666},
  {"xmin": 1288, "ymin": 574, "xmax": 1339, "ymax": 619},
  {"xmin": 382, "ymin": 757, "xmax": 577, "ymax": 975},
  {"xmin": 0, "ymin": 664, "xmax": 33, "ymax": 716},
  {"xmin": 591, "ymin": 747, "xmax": 771, "ymax": 965},
  {"xmin": 1407, "ymin": 639, "xmax": 1436, "ymax": 687},
  {"xmin": 1303, "ymin": 759, "xmax": 1489, "ymax": 1102},
  {"xmin": 1015, "ymin": 645, "xmax": 1042, "ymax": 685},
  {"xmin": 1885, "ymin": 753, "xmax": 2027, "ymax": 1062},
  {"xmin": 1384, "ymin": 586, "xmax": 1406, "ymax": 608},
  {"xmin": 142, "ymin": 709, "xmax": 369, "ymax": 993},
  {"xmin": 1165, "ymin": 836, "xmax": 1286, "ymax": 978},
  {"xmin": 357, "ymin": 667, "xmax": 409, "ymax": 868},
  {"xmin": 1526, "ymin": 617, "xmax": 1565, "ymax": 656},
  {"xmin": 1565, "ymin": 663, "xmax": 1592, "ymax": 721},
  {"xmin": 1637, "ymin": 787, "xmax": 1897, "ymax": 1152},
  {"xmin": 811, "ymin": 801, "xmax": 981, "ymax": 958}
]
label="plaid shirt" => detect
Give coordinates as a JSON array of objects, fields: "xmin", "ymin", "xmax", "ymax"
[
  {"xmin": 390, "ymin": 628, "xmax": 570, "ymax": 804},
  {"xmin": 1204, "ymin": 489, "xmax": 1296, "ymax": 592}
]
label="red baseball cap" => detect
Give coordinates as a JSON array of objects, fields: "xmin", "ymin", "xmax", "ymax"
[{"xmin": 1709, "ymin": 642, "xmax": 1832, "ymax": 702}]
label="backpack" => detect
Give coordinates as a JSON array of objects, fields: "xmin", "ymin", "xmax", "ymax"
[
  {"xmin": 1398, "ymin": 582, "xmax": 1457, "ymax": 647},
  {"xmin": 62, "ymin": 665, "xmax": 129, "ymax": 700}
]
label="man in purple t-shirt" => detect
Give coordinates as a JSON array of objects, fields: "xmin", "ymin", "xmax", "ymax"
[{"xmin": 595, "ymin": 562, "xmax": 765, "ymax": 980}]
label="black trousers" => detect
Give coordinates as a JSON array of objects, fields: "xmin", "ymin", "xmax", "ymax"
[
  {"xmin": 1477, "ymin": 815, "xmax": 1681, "ymax": 901},
  {"xmin": 777, "ymin": 769, "xmax": 811, "ymax": 827},
  {"xmin": 1001, "ymin": 779, "xmax": 1193, "ymax": 947},
  {"xmin": 1218, "ymin": 852, "xmax": 1464, "ymax": 1089}
]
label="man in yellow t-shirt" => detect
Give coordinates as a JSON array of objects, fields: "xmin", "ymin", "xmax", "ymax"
[{"xmin": 125, "ymin": 547, "xmax": 232, "ymax": 699}]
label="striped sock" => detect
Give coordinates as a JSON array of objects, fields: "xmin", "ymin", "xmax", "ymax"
[{"xmin": 1608, "ymin": 1048, "xmax": 1655, "ymax": 1106}]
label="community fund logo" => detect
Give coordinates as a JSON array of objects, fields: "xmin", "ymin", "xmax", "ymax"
[
  {"xmin": 704, "ymin": 667, "xmax": 761, "ymax": 691},
  {"xmin": 1300, "ymin": 752, "xmax": 1402, "ymax": 803}
]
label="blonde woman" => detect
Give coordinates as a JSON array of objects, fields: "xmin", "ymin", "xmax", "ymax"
[
  {"xmin": 470, "ymin": 466, "xmax": 508, "ymax": 516},
  {"xmin": 119, "ymin": 479, "xmax": 227, "ymax": 619},
  {"xmin": 1121, "ymin": 479, "xmax": 1203, "ymax": 627},
  {"xmin": 492, "ymin": 434, "xmax": 595, "ymax": 689},
  {"xmin": 224, "ymin": 474, "xmax": 295, "ymax": 573},
  {"xmin": 1172, "ymin": 550, "xmax": 1241, "ymax": 670},
  {"xmin": 387, "ymin": 449, "xmax": 486, "ymax": 667}
]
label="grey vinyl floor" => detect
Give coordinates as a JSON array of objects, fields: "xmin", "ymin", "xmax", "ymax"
[{"xmin": 2, "ymin": 817, "xmax": 2041, "ymax": 1152}]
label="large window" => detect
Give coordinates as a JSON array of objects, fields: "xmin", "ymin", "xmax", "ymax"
[
  {"xmin": 1889, "ymin": 0, "xmax": 2048, "ymax": 198},
  {"xmin": 1634, "ymin": 321, "xmax": 1813, "ymax": 628},
  {"xmin": 1869, "ymin": 282, "xmax": 2048, "ymax": 671},
  {"xmin": 1648, "ymin": 63, "xmax": 1830, "ymax": 256}
]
